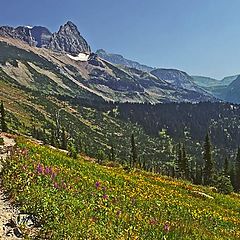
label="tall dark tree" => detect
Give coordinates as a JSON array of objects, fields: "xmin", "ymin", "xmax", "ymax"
[
  {"xmin": 224, "ymin": 157, "xmax": 230, "ymax": 176},
  {"xmin": 176, "ymin": 143, "xmax": 183, "ymax": 177},
  {"xmin": 182, "ymin": 145, "xmax": 190, "ymax": 180},
  {"xmin": 50, "ymin": 127, "xmax": 56, "ymax": 147},
  {"xmin": 203, "ymin": 133, "xmax": 214, "ymax": 186},
  {"xmin": 61, "ymin": 128, "xmax": 68, "ymax": 150},
  {"xmin": 235, "ymin": 147, "xmax": 240, "ymax": 191},
  {"xmin": 195, "ymin": 164, "xmax": 203, "ymax": 185},
  {"xmin": 131, "ymin": 133, "xmax": 137, "ymax": 168},
  {"xmin": 0, "ymin": 101, "xmax": 8, "ymax": 132},
  {"xmin": 110, "ymin": 143, "xmax": 115, "ymax": 162}
]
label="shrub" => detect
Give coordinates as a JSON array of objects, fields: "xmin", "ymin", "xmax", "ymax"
[{"xmin": 215, "ymin": 175, "xmax": 234, "ymax": 194}]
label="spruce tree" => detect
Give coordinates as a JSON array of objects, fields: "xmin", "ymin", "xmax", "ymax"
[
  {"xmin": 195, "ymin": 164, "xmax": 203, "ymax": 185},
  {"xmin": 224, "ymin": 157, "xmax": 230, "ymax": 176},
  {"xmin": 61, "ymin": 128, "xmax": 67, "ymax": 150},
  {"xmin": 182, "ymin": 145, "xmax": 190, "ymax": 180},
  {"xmin": 203, "ymin": 133, "xmax": 214, "ymax": 186},
  {"xmin": 50, "ymin": 128, "xmax": 56, "ymax": 147},
  {"xmin": 131, "ymin": 133, "xmax": 137, "ymax": 168},
  {"xmin": 235, "ymin": 147, "xmax": 240, "ymax": 192},
  {"xmin": 177, "ymin": 143, "xmax": 183, "ymax": 178},
  {"xmin": 0, "ymin": 101, "xmax": 8, "ymax": 132},
  {"xmin": 110, "ymin": 143, "xmax": 115, "ymax": 162}
]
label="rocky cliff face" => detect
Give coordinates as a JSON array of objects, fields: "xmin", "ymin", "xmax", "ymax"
[
  {"xmin": 31, "ymin": 26, "xmax": 52, "ymax": 48},
  {"xmin": 47, "ymin": 21, "xmax": 91, "ymax": 55},
  {"xmin": 0, "ymin": 21, "xmax": 91, "ymax": 55},
  {"xmin": 0, "ymin": 26, "xmax": 36, "ymax": 46}
]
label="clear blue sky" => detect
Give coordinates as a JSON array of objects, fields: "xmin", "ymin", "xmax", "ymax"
[{"xmin": 1, "ymin": 0, "xmax": 240, "ymax": 79}]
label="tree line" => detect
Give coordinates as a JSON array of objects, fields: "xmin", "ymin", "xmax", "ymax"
[{"xmin": 1, "ymin": 101, "xmax": 240, "ymax": 194}]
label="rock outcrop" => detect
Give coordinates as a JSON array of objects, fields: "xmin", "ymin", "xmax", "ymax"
[
  {"xmin": 47, "ymin": 21, "xmax": 91, "ymax": 55},
  {"xmin": 0, "ymin": 21, "xmax": 91, "ymax": 55}
]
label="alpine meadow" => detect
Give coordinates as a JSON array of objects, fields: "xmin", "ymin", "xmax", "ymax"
[{"xmin": 1, "ymin": 1, "xmax": 240, "ymax": 239}]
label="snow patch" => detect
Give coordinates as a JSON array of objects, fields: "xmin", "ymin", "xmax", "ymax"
[
  {"xmin": 67, "ymin": 53, "xmax": 89, "ymax": 62},
  {"xmin": 25, "ymin": 26, "xmax": 33, "ymax": 29}
]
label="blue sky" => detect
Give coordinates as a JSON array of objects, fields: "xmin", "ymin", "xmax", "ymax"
[{"xmin": 1, "ymin": 0, "xmax": 240, "ymax": 79}]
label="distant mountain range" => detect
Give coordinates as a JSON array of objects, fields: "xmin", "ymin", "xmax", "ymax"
[
  {"xmin": 0, "ymin": 21, "xmax": 216, "ymax": 104},
  {"xmin": 192, "ymin": 75, "xmax": 240, "ymax": 103},
  {"xmin": 96, "ymin": 49, "xmax": 154, "ymax": 72},
  {"xmin": 192, "ymin": 75, "xmax": 238, "ymax": 88}
]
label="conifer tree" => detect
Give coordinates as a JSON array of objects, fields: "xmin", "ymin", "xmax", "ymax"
[
  {"xmin": 0, "ymin": 101, "xmax": 8, "ymax": 132},
  {"xmin": 131, "ymin": 133, "xmax": 137, "ymax": 168},
  {"xmin": 50, "ymin": 128, "xmax": 56, "ymax": 147},
  {"xmin": 177, "ymin": 143, "xmax": 183, "ymax": 177},
  {"xmin": 235, "ymin": 147, "xmax": 240, "ymax": 191},
  {"xmin": 224, "ymin": 157, "xmax": 230, "ymax": 176},
  {"xmin": 203, "ymin": 133, "xmax": 214, "ymax": 185},
  {"xmin": 110, "ymin": 143, "xmax": 115, "ymax": 162},
  {"xmin": 182, "ymin": 145, "xmax": 190, "ymax": 180},
  {"xmin": 195, "ymin": 164, "xmax": 203, "ymax": 185},
  {"xmin": 61, "ymin": 128, "xmax": 68, "ymax": 150}
]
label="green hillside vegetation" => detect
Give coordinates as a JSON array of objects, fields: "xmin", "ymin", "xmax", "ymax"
[
  {"xmin": 2, "ymin": 137, "xmax": 240, "ymax": 239},
  {"xmin": 0, "ymin": 78, "xmax": 176, "ymax": 169}
]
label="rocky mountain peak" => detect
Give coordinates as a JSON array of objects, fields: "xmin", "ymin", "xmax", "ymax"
[
  {"xmin": 0, "ymin": 21, "xmax": 91, "ymax": 55},
  {"xmin": 0, "ymin": 25, "xmax": 36, "ymax": 46},
  {"xmin": 48, "ymin": 21, "xmax": 91, "ymax": 55}
]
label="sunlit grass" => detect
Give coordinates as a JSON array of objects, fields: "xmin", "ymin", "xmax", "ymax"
[{"xmin": 2, "ymin": 137, "xmax": 240, "ymax": 239}]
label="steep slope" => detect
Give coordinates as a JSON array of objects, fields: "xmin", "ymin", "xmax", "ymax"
[
  {"xmin": 192, "ymin": 75, "xmax": 239, "ymax": 102},
  {"xmin": 220, "ymin": 75, "xmax": 240, "ymax": 103},
  {"xmin": 48, "ymin": 21, "xmax": 91, "ymax": 55},
  {"xmin": 2, "ymin": 138, "xmax": 240, "ymax": 239},
  {"xmin": 0, "ymin": 35, "xmax": 215, "ymax": 103},
  {"xmin": 150, "ymin": 68, "xmax": 211, "ymax": 97},
  {"xmin": 221, "ymin": 75, "xmax": 238, "ymax": 86},
  {"xmin": 192, "ymin": 76, "xmax": 220, "ymax": 88},
  {"xmin": 192, "ymin": 75, "xmax": 238, "ymax": 88},
  {"xmin": 31, "ymin": 26, "xmax": 52, "ymax": 48},
  {"xmin": 96, "ymin": 49, "xmax": 154, "ymax": 72}
]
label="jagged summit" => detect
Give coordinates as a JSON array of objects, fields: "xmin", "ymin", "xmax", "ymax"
[
  {"xmin": 0, "ymin": 21, "xmax": 91, "ymax": 55},
  {"xmin": 48, "ymin": 21, "xmax": 91, "ymax": 55}
]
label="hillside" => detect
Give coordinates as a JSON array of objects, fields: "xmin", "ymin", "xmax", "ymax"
[
  {"xmin": 1, "ymin": 137, "xmax": 239, "ymax": 239},
  {"xmin": 218, "ymin": 75, "xmax": 240, "ymax": 104},
  {"xmin": 96, "ymin": 49, "xmax": 154, "ymax": 72},
  {"xmin": 0, "ymin": 21, "xmax": 216, "ymax": 104}
]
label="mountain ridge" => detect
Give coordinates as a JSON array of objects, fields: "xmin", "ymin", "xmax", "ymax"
[
  {"xmin": 0, "ymin": 21, "xmax": 91, "ymax": 55},
  {"xmin": 0, "ymin": 21, "xmax": 216, "ymax": 104}
]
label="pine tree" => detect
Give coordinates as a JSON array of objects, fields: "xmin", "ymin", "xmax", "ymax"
[
  {"xmin": 224, "ymin": 157, "xmax": 230, "ymax": 176},
  {"xmin": 203, "ymin": 133, "xmax": 214, "ymax": 186},
  {"xmin": 110, "ymin": 143, "xmax": 115, "ymax": 162},
  {"xmin": 182, "ymin": 145, "xmax": 190, "ymax": 180},
  {"xmin": 195, "ymin": 164, "xmax": 203, "ymax": 185},
  {"xmin": 131, "ymin": 133, "xmax": 137, "ymax": 168},
  {"xmin": 0, "ymin": 101, "xmax": 8, "ymax": 132},
  {"xmin": 177, "ymin": 143, "xmax": 183, "ymax": 178},
  {"xmin": 61, "ymin": 128, "xmax": 68, "ymax": 150},
  {"xmin": 235, "ymin": 147, "xmax": 240, "ymax": 192},
  {"xmin": 50, "ymin": 128, "xmax": 56, "ymax": 147}
]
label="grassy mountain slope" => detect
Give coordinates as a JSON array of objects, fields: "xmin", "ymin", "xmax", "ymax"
[
  {"xmin": 2, "ymin": 137, "xmax": 240, "ymax": 239},
  {"xmin": 1, "ymin": 75, "xmax": 177, "ymax": 168},
  {"xmin": 0, "ymin": 37, "xmax": 215, "ymax": 104}
]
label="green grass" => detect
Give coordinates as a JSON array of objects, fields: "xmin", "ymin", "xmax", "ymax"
[{"xmin": 2, "ymin": 137, "xmax": 240, "ymax": 239}]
